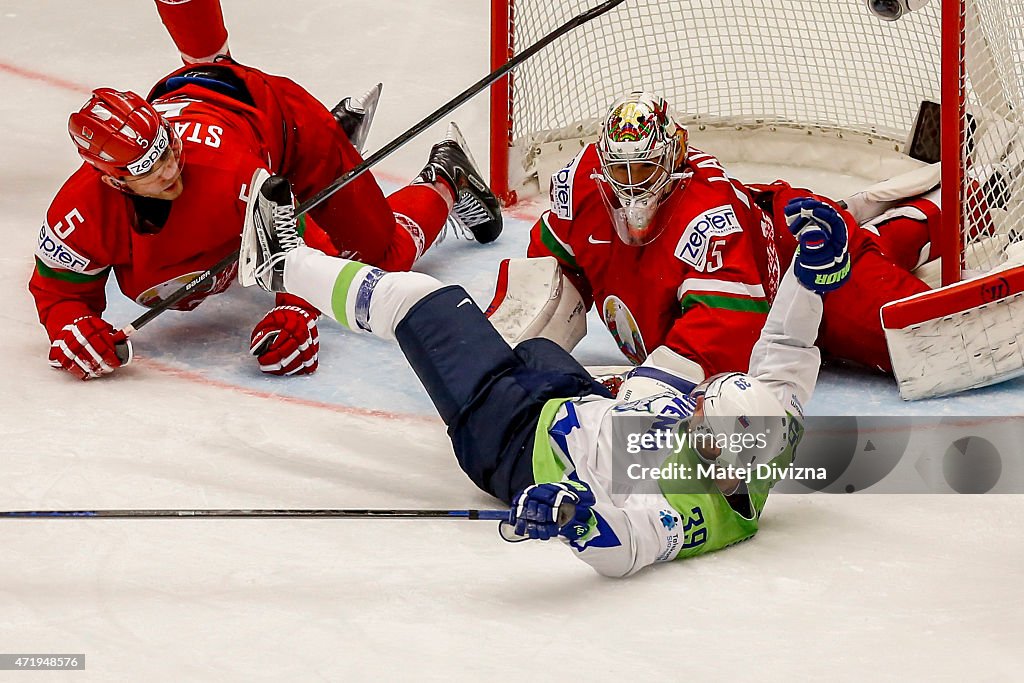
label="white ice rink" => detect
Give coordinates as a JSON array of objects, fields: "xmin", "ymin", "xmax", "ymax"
[{"xmin": 1, "ymin": 1, "xmax": 1022, "ymax": 680}]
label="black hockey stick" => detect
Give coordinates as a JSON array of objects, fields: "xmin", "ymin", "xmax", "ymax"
[
  {"xmin": 112, "ymin": 0, "xmax": 627, "ymax": 356},
  {"xmin": 0, "ymin": 508, "xmax": 511, "ymax": 520}
]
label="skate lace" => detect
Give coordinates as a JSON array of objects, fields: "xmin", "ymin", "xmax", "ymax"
[
  {"xmin": 274, "ymin": 205, "xmax": 301, "ymax": 250},
  {"xmin": 436, "ymin": 216, "xmax": 473, "ymax": 244},
  {"xmin": 451, "ymin": 191, "xmax": 491, "ymax": 230}
]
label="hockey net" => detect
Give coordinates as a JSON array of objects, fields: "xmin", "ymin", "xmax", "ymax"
[
  {"xmin": 489, "ymin": 0, "xmax": 1024, "ymax": 397},
  {"xmin": 489, "ymin": 0, "xmax": 1024, "ymax": 287}
]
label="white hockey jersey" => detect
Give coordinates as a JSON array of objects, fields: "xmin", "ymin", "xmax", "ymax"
[{"xmin": 527, "ymin": 265, "xmax": 823, "ymax": 577}]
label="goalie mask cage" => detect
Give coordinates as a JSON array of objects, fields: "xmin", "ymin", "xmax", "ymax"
[{"xmin": 489, "ymin": 0, "xmax": 1024, "ymax": 287}]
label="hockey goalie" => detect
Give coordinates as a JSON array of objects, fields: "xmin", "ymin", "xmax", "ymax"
[{"xmin": 487, "ymin": 89, "xmax": 1021, "ymax": 400}]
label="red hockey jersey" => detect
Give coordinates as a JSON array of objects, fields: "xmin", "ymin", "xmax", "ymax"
[
  {"xmin": 528, "ymin": 144, "xmax": 799, "ymax": 375},
  {"xmin": 30, "ymin": 94, "xmax": 266, "ymax": 340}
]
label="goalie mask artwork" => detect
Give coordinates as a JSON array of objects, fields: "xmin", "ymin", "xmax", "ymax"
[{"xmin": 594, "ymin": 90, "xmax": 688, "ymax": 246}]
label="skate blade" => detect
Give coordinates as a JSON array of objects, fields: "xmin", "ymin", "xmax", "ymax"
[
  {"xmin": 444, "ymin": 121, "xmax": 482, "ymax": 175},
  {"xmin": 239, "ymin": 167, "xmax": 272, "ymax": 287},
  {"xmin": 348, "ymin": 83, "xmax": 382, "ymax": 154}
]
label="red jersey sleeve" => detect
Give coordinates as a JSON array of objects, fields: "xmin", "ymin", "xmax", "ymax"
[{"xmin": 29, "ymin": 169, "xmax": 124, "ymax": 340}]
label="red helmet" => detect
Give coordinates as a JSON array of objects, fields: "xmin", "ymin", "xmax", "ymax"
[{"xmin": 68, "ymin": 88, "xmax": 179, "ymax": 177}]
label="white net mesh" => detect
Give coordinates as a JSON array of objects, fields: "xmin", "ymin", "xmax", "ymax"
[
  {"xmin": 505, "ymin": 0, "xmax": 1023, "ymax": 279},
  {"xmin": 961, "ymin": 0, "xmax": 1024, "ymax": 274},
  {"xmin": 509, "ymin": 1, "xmax": 941, "ymax": 154}
]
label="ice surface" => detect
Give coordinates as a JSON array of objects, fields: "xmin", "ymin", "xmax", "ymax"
[{"xmin": 1, "ymin": 1, "xmax": 1021, "ymax": 679}]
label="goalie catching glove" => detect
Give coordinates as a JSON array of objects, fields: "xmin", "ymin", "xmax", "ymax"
[
  {"xmin": 250, "ymin": 294, "xmax": 320, "ymax": 376},
  {"xmin": 785, "ymin": 197, "xmax": 851, "ymax": 294},
  {"xmin": 499, "ymin": 480, "xmax": 596, "ymax": 542},
  {"xmin": 48, "ymin": 316, "xmax": 132, "ymax": 380}
]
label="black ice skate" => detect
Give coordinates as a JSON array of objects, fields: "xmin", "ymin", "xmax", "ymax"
[
  {"xmin": 418, "ymin": 122, "xmax": 503, "ymax": 244},
  {"xmin": 332, "ymin": 83, "xmax": 382, "ymax": 155},
  {"xmin": 238, "ymin": 170, "xmax": 301, "ymax": 292}
]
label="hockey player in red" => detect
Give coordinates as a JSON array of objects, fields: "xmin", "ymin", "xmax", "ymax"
[
  {"xmin": 153, "ymin": 0, "xmax": 232, "ymax": 65},
  {"xmin": 33, "ymin": 59, "xmax": 502, "ymax": 381},
  {"xmin": 521, "ymin": 90, "xmax": 941, "ymax": 385}
]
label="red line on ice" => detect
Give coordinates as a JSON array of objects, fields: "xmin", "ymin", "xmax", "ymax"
[
  {"xmin": 0, "ymin": 61, "xmax": 92, "ymax": 95},
  {"xmin": 136, "ymin": 357, "xmax": 439, "ymax": 424}
]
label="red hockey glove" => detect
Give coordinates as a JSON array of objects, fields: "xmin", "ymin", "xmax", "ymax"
[
  {"xmin": 48, "ymin": 316, "xmax": 132, "ymax": 380},
  {"xmin": 250, "ymin": 304, "xmax": 319, "ymax": 376}
]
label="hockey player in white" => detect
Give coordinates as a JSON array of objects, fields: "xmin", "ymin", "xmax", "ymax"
[{"xmin": 237, "ymin": 168, "xmax": 851, "ymax": 577}]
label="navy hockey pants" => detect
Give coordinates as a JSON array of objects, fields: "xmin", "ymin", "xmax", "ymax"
[{"xmin": 395, "ymin": 286, "xmax": 610, "ymax": 504}]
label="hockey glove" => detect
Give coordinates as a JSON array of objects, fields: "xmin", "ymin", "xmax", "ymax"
[
  {"xmin": 48, "ymin": 316, "xmax": 132, "ymax": 380},
  {"xmin": 500, "ymin": 481, "xmax": 596, "ymax": 542},
  {"xmin": 250, "ymin": 297, "xmax": 319, "ymax": 376},
  {"xmin": 785, "ymin": 197, "xmax": 851, "ymax": 294}
]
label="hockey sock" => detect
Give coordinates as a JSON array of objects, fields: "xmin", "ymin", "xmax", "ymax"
[
  {"xmin": 417, "ymin": 178, "xmax": 456, "ymax": 208},
  {"xmin": 389, "ymin": 184, "xmax": 451, "ymax": 253},
  {"xmin": 155, "ymin": 0, "xmax": 230, "ymax": 64},
  {"xmin": 283, "ymin": 246, "xmax": 444, "ymax": 340}
]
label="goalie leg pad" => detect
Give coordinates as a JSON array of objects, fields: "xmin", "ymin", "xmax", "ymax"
[
  {"xmin": 485, "ymin": 256, "xmax": 586, "ymax": 350},
  {"xmin": 840, "ymin": 162, "xmax": 941, "ymax": 225},
  {"xmin": 882, "ymin": 265, "xmax": 1024, "ymax": 400}
]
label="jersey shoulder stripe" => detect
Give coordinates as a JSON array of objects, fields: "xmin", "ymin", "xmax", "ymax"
[{"xmin": 538, "ymin": 213, "xmax": 579, "ymax": 270}]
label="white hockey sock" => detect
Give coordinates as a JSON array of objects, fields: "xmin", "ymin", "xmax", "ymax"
[{"xmin": 283, "ymin": 246, "xmax": 444, "ymax": 340}]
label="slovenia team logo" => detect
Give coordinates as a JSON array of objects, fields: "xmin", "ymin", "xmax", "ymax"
[{"xmin": 659, "ymin": 510, "xmax": 678, "ymax": 530}]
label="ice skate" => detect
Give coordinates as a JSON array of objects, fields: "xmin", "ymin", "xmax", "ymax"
[
  {"xmin": 332, "ymin": 83, "xmax": 382, "ymax": 155},
  {"xmin": 238, "ymin": 169, "xmax": 301, "ymax": 292},
  {"xmin": 418, "ymin": 122, "xmax": 503, "ymax": 244}
]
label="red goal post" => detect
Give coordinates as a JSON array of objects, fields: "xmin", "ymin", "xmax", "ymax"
[{"xmin": 489, "ymin": 0, "xmax": 1023, "ymax": 289}]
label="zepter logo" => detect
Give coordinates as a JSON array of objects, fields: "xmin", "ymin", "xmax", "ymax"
[{"xmin": 126, "ymin": 125, "xmax": 170, "ymax": 176}]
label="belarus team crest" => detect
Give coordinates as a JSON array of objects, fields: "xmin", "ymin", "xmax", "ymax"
[
  {"xmin": 136, "ymin": 264, "xmax": 237, "ymax": 310},
  {"xmin": 602, "ymin": 296, "xmax": 647, "ymax": 365}
]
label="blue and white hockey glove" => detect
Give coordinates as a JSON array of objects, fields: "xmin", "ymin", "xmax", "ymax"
[
  {"xmin": 784, "ymin": 197, "xmax": 851, "ymax": 294},
  {"xmin": 500, "ymin": 481, "xmax": 596, "ymax": 542}
]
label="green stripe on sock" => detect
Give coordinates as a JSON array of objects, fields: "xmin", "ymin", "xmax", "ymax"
[
  {"xmin": 331, "ymin": 261, "xmax": 366, "ymax": 330},
  {"xmin": 680, "ymin": 293, "xmax": 771, "ymax": 314}
]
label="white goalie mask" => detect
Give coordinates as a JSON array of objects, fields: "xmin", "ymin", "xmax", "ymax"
[
  {"xmin": 688, "ymin": 372, "xmax": 789, "ymax": 474},
  {"xmin": 594, "ymin": 90, "xmax": 688, "ymax": 246}
]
